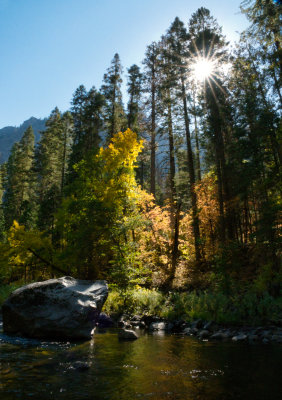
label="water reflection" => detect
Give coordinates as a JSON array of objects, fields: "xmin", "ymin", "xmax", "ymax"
[{"xmin": 0, "ymin": 328, "xmax": 281, "ymax": 399}]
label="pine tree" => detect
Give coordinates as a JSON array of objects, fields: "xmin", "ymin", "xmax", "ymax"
[
  {"xmin": 101, "ymin": 53, "xmax": 126, "ymax": 140},
  {"xmin": 3, "ymin": 126, "xmax": 35, "ymax": 229},
  {"xmin": 166, "ymin": 17, "xmax": 202, "ymax": 261},
  {"xmin": 127, "ymin": 64, "xmax": 148, "ymax": 187},
  {"xmin": 188, "ymin": 9, "xmax": 236, "ymax": 244},
  {"xmin": 143, "ymin": 42, "xmax": 161, "ymax": 197},
  {"xmin": 0, "ymin": 163, "xmax": 6, "ymax": 240},
  {"xmin": 241, "ymin": 0, "xmax": 282, "ymax": 85},
  {"xmin": 35, "ymin": 108, "xmax": 73, "ymax": 234},
  {"xmin": 157, "ymin": 35, "xmax": 180, "ymax": 280},
  {"xmin": 69, "ymin": 85, "xmax": 104, "ymax": 170}
]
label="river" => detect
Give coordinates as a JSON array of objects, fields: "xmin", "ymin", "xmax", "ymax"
[{"xmin": 1, "ymin": 325, "xmax": 281, "ymax": 400}]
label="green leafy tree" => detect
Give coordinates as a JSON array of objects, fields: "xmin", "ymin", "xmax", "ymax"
[{"xmin": 56, "ymin": 129, "xmax": 143, "ymax": 282}]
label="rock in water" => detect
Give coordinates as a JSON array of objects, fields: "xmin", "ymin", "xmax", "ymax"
[
  {"xmin": 2, "ymin": 276, "xmax": 108, "ymax": 340},
  {"xmin": 118, "ymin": 329, "xmax": 138, "ymax": 341}
]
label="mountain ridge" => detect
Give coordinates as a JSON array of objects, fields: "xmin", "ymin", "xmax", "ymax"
[{"xmin": 0, "ymin": 117, "xmax": 46, "ymax": 163}]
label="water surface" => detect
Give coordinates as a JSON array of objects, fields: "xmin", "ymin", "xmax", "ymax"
[{"xmin": 1, "ymin": 326, "xmax": 281, "ymax": 400}]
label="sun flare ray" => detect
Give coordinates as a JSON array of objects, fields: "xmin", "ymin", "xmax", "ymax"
[{"xmin": 192, "ymin": 57, "xmax": 215, "ymax": 81}]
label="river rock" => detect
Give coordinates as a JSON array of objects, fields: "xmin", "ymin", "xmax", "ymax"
[
  {"xmin": 203, "ymin": 321, "xmax": 218, "ymax": 332},
  {"xmin": 191, "ymin": 319, "xmax": 202, "ymax": 329},
  {"xmin": 130, "ymin": 320, "xmax": 145, "ymax": 328},
  {"xmin": 118, "ymin": 329, "xmax": 138, "ymax": 341},
  {"xmin": 149, "ymin": 321, "xmax": 173, "ymax": 331},
  {"xmin": 2, "ymin": 276, "xmax": 108, "ymax": 340},
  {"xmin": 172, "ymin": 320, "xmax": 187, "ymax": 332},
  {"xmin": 248, "ymin": 334, "xmax": 259, "ymax": 342},
  {"xmin": 97, "ymin": 312, "xmax": 114, "ymax": 328},
  {"xmin": 271, "ymin": 335, "xmax": 282, "ymax": 343},
  {"xmin": 232, "ymin": 334, "xmax": 247, "ymax": 342},
  {"xmin": 210, "ymin": 332, "xmax": 229, "ymax": 340},
  {"xmin": 72, "ymin": 361, "xmax": 91, "ymax": 371},
  {"xmin": 198, "ymin": 330, "xmax": 210, "ymax": 339},
  {"xmin": 183, "ymin": 327, "xmax": 193, "ymax": 335}
]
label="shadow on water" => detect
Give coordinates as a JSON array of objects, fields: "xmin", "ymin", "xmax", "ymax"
[{"xmin": 0, "ymin": 324, "xmax": 281, "ymax": 400}]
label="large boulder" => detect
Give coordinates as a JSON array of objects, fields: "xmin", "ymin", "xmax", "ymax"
[{"xmin": 2, "ymin": 276, "xmax": 108, "ymax": 340}]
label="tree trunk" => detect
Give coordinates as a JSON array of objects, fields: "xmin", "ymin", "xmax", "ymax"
[
  {"xmin": 181, "ymin": 76, "xmax": 201, "ymax": 261},
  {"xmin": 150, "ymin": 67, "xmax": 156, "ymax": 197}
]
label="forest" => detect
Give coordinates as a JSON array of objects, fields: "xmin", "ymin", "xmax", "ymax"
[{"xmin": 0, "ymin": 1, "xmax": 281, "ymax": 324}]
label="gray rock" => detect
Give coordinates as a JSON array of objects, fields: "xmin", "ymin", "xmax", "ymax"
[
  {"xmin": 261, "ymin": 331, "xmax": 272, "ymax": 340},
  {"xmin": 118, "ymin": 314, "xmax": 130, "ymax": 323},
  {"xmin": 210, "ymin": 332, "xmax": 229, "ymax": 340},
  {"xmin": 183, "ymin": 327, "xmax": 193, "ymax": 335},
  {"xmin": 248, "ymin": 334, "xmax": 259, "ymax": 342},
  {"xmin": 72, "ymin": 361, "xmax": 91, "ymax": 371},
  {"xmin": 191, "ymin": 319, "xmax": 202, "ymax": 329},
  {"xmin": 172, "ymin": 320, "xmax": 187, "ymax": 332},
  {"xmin": 130, "ymin": 321, "xmax": 145, "ymax": 328},
  {"xmin": 271, "ymin": 335, "xmax": 282, "ymax": 343},
  {"xmin": 2, "ymin": 276, "xmax": 108, "ymax": 340},
  {"xmin": 97, "ymin": 312, "xmax": 114, "ymax": 328},
  {"xmin": 118, "ymin": 329, "xmax": 138, "ymax": 341},
  {"xmin": 232, "ymin": 334, "xmax": 247, "ymax": 342},
  {"xmin": 131, "ymin": 315, "xmax": 142, "ymax": 321},
  {"xmin": 198, "ymin": 330, "xmax": 210, "ymax": 339},
  {"xmin": 203, "ymin": 321, "xmax": 218, "ymax": 332},
  {"xmin": 149, "ymin": 321, "xmax": 173, "ymax": 331},
  {"xmin": 130, "ymin": 320, "xmax": 141, "ymax": 326}
]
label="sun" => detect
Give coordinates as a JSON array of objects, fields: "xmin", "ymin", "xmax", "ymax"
[{"xmin": 192, "ymin": 57, "xmax": 215, "ymax": 82}]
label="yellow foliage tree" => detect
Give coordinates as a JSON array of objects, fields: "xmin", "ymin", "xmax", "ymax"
[
  {"xmin": 55, "ymin": 129, "xmax": 144, "ymax": 281},
  {"xmin": 0, "ymin": 220, "xmax": 56, "ymax": 283}
]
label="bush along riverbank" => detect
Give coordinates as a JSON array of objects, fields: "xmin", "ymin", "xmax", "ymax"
[{"xmin": 102, "ymin": 286, "xmax": 282, "ymax": 344}]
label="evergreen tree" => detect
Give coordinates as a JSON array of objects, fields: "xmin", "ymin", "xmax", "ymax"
[
  {"xmin": 157, "ymin": 35, "xmax": 179, "ymax": 279},
  {"xmin": 188, "ymin": 9, "xmax": 236, "ymax": 244},
  {"xmin": 101, "ymin": 53, "xmax": 126, "ymax": 139},
  {"xmin": 143, "ymin": 42, "xmax": 161, "ymax": 197},
  {"xmin": 0, "ymin": 163, "xmax": 6, "ymax": 240},
  {"xmin": 166, "ymin": 17, "xmax": 202, "ymax": 261},
  {"xmin": 127, "ymin": 64, "xmax": 148, "ymax": 187},
  {"xmin": 69, "ymin": 85, "xmax": 104, "ymax": 169},
  {"xmin": 3, "ymin": 126, "xmax": 35, "ymax": 229},
  {"xmin": 241, "ymin": 0, "xmax": 282, "ymax": 86},
  {"xmin": 127, "ymin": 64, "xmax": 143, "ymax": 131},
  {"xmin": 36, "ymin": 108, "xmax": 73, "ymax": 234}
]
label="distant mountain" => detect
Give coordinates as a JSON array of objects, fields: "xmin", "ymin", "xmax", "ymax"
[{"xmin": 0, "ymin": 117, "xmax": 46, "ymax": 163}]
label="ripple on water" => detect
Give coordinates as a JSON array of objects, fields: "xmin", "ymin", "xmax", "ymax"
[{"xmin": 0, "ymin": 329, "xmax": 281, "ymax": 400}]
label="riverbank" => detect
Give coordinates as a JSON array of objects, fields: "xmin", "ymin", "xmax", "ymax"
[
  {"xmin": 103, "ymin": 286, "xmax": 282, "ymax": 344},
  {"xmin": 107, "ymin": 313, "xmax": 282, "ymax": 344},
  {"xmin": 104, "ymin": 287, "xmax": 282, "ymax": 326},
  {"xmin": 1, "ymin": 283, "xmax": 281, "ymax": 344}
]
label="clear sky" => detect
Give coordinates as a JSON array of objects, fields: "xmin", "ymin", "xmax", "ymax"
[{"xmin": 0, "ymin": 0, "xmax": 248, "ymax": 128}]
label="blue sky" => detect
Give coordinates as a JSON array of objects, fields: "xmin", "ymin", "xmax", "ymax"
[{"xmin": 0, "ymin": 0, "xmax": 248, "ymax": 128}]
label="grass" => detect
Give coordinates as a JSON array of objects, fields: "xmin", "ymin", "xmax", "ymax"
[{"xmin": 104, "ymin": 286, "xmax": 282, "ymax": 326}]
